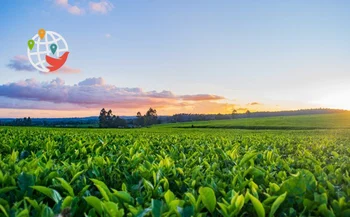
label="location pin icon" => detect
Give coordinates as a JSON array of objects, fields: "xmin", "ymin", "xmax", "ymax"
[
  {"xmin": 50, "ymin": 44, "xmax": 57, "ymax": 54},
  {"xmin": 28, "ymin": 39, "xmax": 35, "ymax": 50},
  {"xmin": 38, "ymin": 29, "xmax": 46, "ymax": 39}
]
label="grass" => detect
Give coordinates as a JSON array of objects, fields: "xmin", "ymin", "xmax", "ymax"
[{"xmin": 160, "ymin": 112, "xmax": 350, "ymax": 130}]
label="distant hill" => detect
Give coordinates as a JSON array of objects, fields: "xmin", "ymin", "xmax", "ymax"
[
  {"xmin": 162, "ymin": 112, "xmax": 350, "ymax": 130},
  {"xmin": 163, "ymin": 108, "xmax": 348, "ymax": 123}
]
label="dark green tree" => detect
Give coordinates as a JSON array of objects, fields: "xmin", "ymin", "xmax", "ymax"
[
  {"xmin": 232, "ymin": 109, "xmax": 237, "ymax": 119},
  {"xmin": 145, "ymin": 108, "xmax": 158, "ymax": 126},
  {"xmin": 99, "ymin": 108, "xmax": 107, "ymax": 128},
  {"xmin": 246, "ymin": 110, "xmax": 251, "ymax": 117},
  {"xmin": 135, "ymin": 112, "xmax": 144, "ymax": 126}
]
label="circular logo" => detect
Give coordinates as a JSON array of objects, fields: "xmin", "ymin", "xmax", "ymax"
[{"xmin": 27, "ymin": 29, "xmax": 69, "ymax": 73}]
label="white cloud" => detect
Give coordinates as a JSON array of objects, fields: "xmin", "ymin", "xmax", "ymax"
[
  {"xmin": 105, "ymin": 33, "xmax": 112, "ymax": 38},
  {"xmin": 89, "ymin": 0, "xmax": 114, "ymax": 14},
  {"xmin": 55, "ymin": 0, "xmax": 85, "ymax": 15},
  {"xmin": 7, "ymin": 55, "xmax": 80, "ymax": 74},
  {"xmin": 68, "ymin": 5, "xmax": 85, "ymax": 15}
]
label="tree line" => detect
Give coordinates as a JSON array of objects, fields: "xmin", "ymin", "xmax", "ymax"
[
  {"xmin": 98, "ymin": 108, "xmax": 127, "ymax": 128},
  {"xmin": 98, "ymin": 107, "xmax": 159, "ymax": 128},
  {"xmin": 0, "ymin": 117, "xmax": 32, "ymax": 126},
  {"xmin": 134, "ymin": 108, "xmax": 159, "ymax": 127}
]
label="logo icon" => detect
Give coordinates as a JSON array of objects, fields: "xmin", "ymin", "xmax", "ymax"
[{"xmin": 27, "ymin": 29, "xmax": 69, "ymax": 73}]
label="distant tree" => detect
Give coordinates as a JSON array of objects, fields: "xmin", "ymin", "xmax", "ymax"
[
  {"xmin": 106, "ymin": 109, "xmax": 113, "ymax": 127},
  {"xmin": 246, "ymin": 110, "xmax": 251, "ymax": 117},
  {"xmin": 146, "ymin": 108, "xmax": 157, "ymax": 117},
  {"xmin": 11, "ymin": 117, "xmax": 32, "ymax": 126},
  {"xmin": 99, "ymin": 108, "xmax": 127, "ymax": 128},
  {"xmin": 113, "ymin": 115, "xmax": 127, "ymax": 128},
  {"xmin": 135, "ymin": 111, "xmax": 144, "ymax": 126},
  {"xmin": 215, "ymin": 113, "xmax": 226, "ymax": 120},
  {"xmin": 99, "ymin": 108, "xmax": 107, "ymax": 128},
  {"xmin": 145, "ymin": 108, "xmax": 158, "ymax": 126},
  {"xmin": 27, "ymin": 117, "xmax": 32, "ymax": 126},
  {"xmin": 232, "ymin": 109, "xmax": 237, "ymax": 119}
]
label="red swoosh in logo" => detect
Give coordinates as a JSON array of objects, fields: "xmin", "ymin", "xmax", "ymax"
[{"xmin": 45, "ymin": 52, "xmax": 69, "ymax": 72}]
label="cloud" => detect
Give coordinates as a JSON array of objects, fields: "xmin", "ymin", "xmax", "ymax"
[
  {"xmin": 184, "ymin": 101, "xmax": 236, "ymax": 114},
  {"xmin": 89, "ymin": 0, "xmax": 114, "ymax": 14},
  {"xmin": 78, "ymin": 77, "xmax": 105, "ymax": 86},
  {"xmin": 54, "ymin": 0, "xmax": 113, "ymax": 15},
  {"xmin": 0, "ymin": 77, "xmax": 228, "ymax": 112},
  {"xmin": 247, "ymin": 102, "xmax": 262, "ymax": 106},
  {"xmin": 6, "ymin": 55, "xmax": 35, "ymax": 72},
  {"xmin": 181, "ymin": 94, "xmax": 225, "ymax": 101},
  {"xmin": 68, "ymin": 5, "xmax": 85, "ymax": 15},
  {"xmin": 105, "ymin": 33, "xmax": 111, "ymax": 38},
  {"xmin": 40, "ymin": 65, "xmax": 81, "ymax": 74},
  {"xmin": 7, "ymin": 55, "xmax": 80, "ymax": 74},
  {"xmin": 55, "ymin": 0, "xmax": 85, "ymax": 15},
  {"xmin": 237, "ymin": 107, "xmax": 248, "ymax": 112}
]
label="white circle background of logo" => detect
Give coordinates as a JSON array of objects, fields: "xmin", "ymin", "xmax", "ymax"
[{"xmin": 27, "ymin": 31, "xmax": 69, "ymax": 73}]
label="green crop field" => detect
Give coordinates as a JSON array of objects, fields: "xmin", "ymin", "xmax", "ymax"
[
  {"xmin": 164, "ymin": 112, "xmax": 350, "ymax": 130},
  {"xmin": 0, "ymin": 115, "xmax": 350, "ymax": 216}
]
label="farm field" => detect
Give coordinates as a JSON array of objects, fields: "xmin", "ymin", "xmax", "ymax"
[
  {"xmin": 0, "ymin": 120, "xmax": 350, "ymax": 216},
  {"xmin": 165, "ymin": 112, "xmax": 350, "ymax": 130}
]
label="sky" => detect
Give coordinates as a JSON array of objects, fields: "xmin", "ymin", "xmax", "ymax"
[{"xmin": 0, "ymin": 0, "xmax": 350, "ymax": 118}]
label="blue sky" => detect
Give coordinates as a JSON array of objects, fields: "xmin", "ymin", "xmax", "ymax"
[{"xmin": 0, "ymin": 0, "xmax": 350, "ymax": 117}]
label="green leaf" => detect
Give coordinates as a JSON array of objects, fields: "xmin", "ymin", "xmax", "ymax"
[
  {"xmin": 41, "ymin": 206, "xmax": 54, "ymax": 217},
  {"xmin": 247, "ymin": 192, "xmax": 265, "ymax": 217},
  {"xmin": 279, "ymin": 170, "xmax": 316, "ymax": 198},
  {"xmin": 235, "ymin": 195, "xmax": 245, "ymax": 214},
  {"xmin": 18, "ymin": 173, "xmax": 35, "ymax": 196},
  {"xmin": 102, "ymin": 201, "xmax": 124, "ymax": 217},
  {"xmin": 70, "ymin": 170, "xmax": 85, "ymax": 184},
  {"xmin": 62, "ymin": 196, "xmax": 73, "ymax": 210},
  {"xmin": 318, "ymin": 204, "xmax": 335, "ymax": 217},
  {"xmin": 279, "ymin": 175, "xmax": 305, "ymax": 197},
  {"xmin": 151, "ymin": 199, "xmax": 163, "ymax": 217},
  {"xmin": 90, "ymin": 179, "xmax": 110, "ymax": 201},
  {"xmin": 181, "ymin": 206, "xmax": 194, "ymax": 217},
  {"xmin": 84, "ymin": 196, "xmax": 103, "ymax": 215},
  {"xmin": 78, "ymin": 185, "xmax": 90, "ymax": 197},
  {"xmin": 16, "ymin": 209, "xmax": 29, "ymax": 217},
  {"xmin": 164, "ymin": 190, "xmax": 176, "ymax": 204},
  {"xmin": 0, "ymin": 204, "xmax": 8, "ymax": 217},
  {"xmin": 90, "ymin": 179, "xmax": 109, "ymax": 191},
  {"xmin": 168, "ymin": 200, "xmax": 184, "ymax": 210},
  {"xmin": 143, "ymin": 179, "xmax": 154, "ymax": 190},
  {"xmin": 24, "ymin": 197, "xmax": 39, "ymax": 211},
  {"xmin": 56, "ymin": 178, "xmax": 74, "ymax": 197},
  {"xmin": 112, "ymin": 190, "xmax": 133, "ymax": 204},
  {"xmin": 314, "ymin": 192, "xmax": 328, "ymax": 205},
  {"xmin": 269, "ymin": 192, "xmax": 287, "ymax": 217},
  {"xmin": 239, "ymin": 152, "xmax": 257, "ymax": 166},
  {"xmin": 185, "ymin": 193, "xmax": 196, "ymax": 206},
  {"xmin": 31, "ymin": 186, "xmax": 62, "ymax": 204},
  {"xmin": 0, "ymin": 186, "xmax": 17, "ymax": 194},
  {"xmin": 269, "ymin": 183, "xmax": 280, "ymax": 193},
  {"xmin": 135, "ymin": 208, "xmax": 152, "ymax": 217},
  {"xmin": 199, "ymin": 187, "xmax": 216, "ymax": 213}
]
